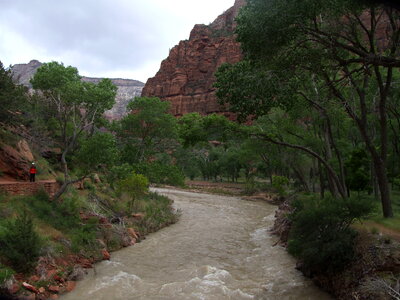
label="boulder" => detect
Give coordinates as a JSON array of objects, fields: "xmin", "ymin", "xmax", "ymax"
[
  {"xmin": 22, "ymin": 282, "xmax": 38, "ymax": 294},
  {"xmin": 65, "ymin": 281, "xmax": 76, "ymax": 292},
  {"xmin": 101, "ymin": 249, "xmax": 111, "ymax": 260},
  {"xmin": 67, "ymin": 265, "xmax": 87, "ymax": 281},
  {"xmin": 48, "ymin": 285, "xmax": 60, "ymax": 293}
]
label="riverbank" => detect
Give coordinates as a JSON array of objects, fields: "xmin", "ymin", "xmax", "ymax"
[
  {"xmin": 271, "ymin": 198, "xmax": 400, "ymax": 299},
  {"xmin": 0, "ymin": 189, "xmax": 179, "ymax": 300},
  {"xmin": 61, "ymin": 188, "xmax": 330, "ymax": 300}
]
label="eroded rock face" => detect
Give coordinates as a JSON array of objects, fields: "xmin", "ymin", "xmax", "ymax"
[
  {"xmin": 11, "ymin": 60, "xmax": 144, "ymax": 120},
  {"xmin": 141, "ymin": 0, "xmax": 245, "ymax": 117},
  {"xmin": 0, "ymin": 140, "xmax": 34, "ymax": 180},
  {"xmin": 82, "ymin": 77, "xmax": 143, "ymax": 120}
]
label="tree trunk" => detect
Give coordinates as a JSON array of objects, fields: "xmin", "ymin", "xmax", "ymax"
[
  {"xmin": 318, "ymin": 160, "xmax": 325, "ymax": 199},
  {"xmin": 373, "ymin": 158, "xmax": 393, "ymax": 218}
]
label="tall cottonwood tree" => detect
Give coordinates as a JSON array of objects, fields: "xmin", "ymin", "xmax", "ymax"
[
  {"xmin": 31, "ymin": 62, "xmax": 117, "ymax": 199},
  {"xmin": 215, "ymin": 0, "xmax": 400, "ymax": 217}
]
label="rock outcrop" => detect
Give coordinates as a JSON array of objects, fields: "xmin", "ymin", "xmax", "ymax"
[
  {"xmin": 0, "ymin": 139, "xmax": 34, "ymax": 181},
  {"xmin": 82, "ymin": 77, "xmax": 143, "ymax": 120},
  {"xmin": 141, "ymin": 0, "xmax": 245, "ymax": 117},
  {"xmin": 11, "ymin": 60, "xmax": 144, "ymax": 120}
]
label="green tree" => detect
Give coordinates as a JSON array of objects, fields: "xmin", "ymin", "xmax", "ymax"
[
  {"xmin": 0, "ymin": 61, "xmax": 27, "ymax": 125},
  {"xmin": 215, "ymin": 0, "xmax": 400, "ymax": 217},
  {"xmin": 288, "ymin": 195, "xmax": 373, "ymax": 273},
  {"xmin": 116, "ymin": 173, "xmax": 149, "ymax": 211},
  {"xmin": 117, "ymin": 97, "xmax": 178, "ymax": 163},
  {"xmin": 75, "ymin": 131, "xmax": 118, "ymax": 175},
  {"xmin": 30, "ymin": 62, "xmax": 117, "ymax": 199},
  {"xmin": 177, "ymin": 113, "xmax": 207, "ymax": 147}
]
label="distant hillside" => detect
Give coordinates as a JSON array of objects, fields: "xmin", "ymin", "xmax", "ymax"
[{"xmin": 11, "ymin": 60, "xmax": 144, "ymax": 120}]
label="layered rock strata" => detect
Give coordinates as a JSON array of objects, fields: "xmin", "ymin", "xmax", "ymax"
[{"xmin": 142, "ymin": 0, "xmax": 245, "ymax": 117}]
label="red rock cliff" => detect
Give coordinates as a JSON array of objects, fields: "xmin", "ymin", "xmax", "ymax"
[{"xmin": 141, "ymin": 0, "xmax": 246, "ymax": 117}]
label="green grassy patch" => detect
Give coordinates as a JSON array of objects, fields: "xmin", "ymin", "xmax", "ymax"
[{"xmin": 369, "ymin": 190, "xmax": 400, "ymax": 231}]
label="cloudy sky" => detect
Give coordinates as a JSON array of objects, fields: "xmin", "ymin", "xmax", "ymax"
[{"xmin": 0, "ymin": 0, "xmax": 235, "ymax": 83}]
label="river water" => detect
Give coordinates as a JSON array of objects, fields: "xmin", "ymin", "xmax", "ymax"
[{"xmin": 62, "ymin": 188, "xmax": 330, "ymax": 300}]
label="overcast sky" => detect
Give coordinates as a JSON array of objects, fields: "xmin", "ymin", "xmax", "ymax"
[{"xmin": 0, "ymin": 0, "xmax": 235, "ymax": 83}]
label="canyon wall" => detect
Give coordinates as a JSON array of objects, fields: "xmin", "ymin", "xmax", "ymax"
[
  {"xmin": 11, "ymin": 60, "xmax": 144, "ymax": 120},
  {"xmin": 141, "ymin": 0, "xmax": 245, "ymax": 117}
]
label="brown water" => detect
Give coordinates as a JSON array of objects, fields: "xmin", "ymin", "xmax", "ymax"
[{"xmin": 62, "ymin": 188, "xmax": 331, "ymax": 300}]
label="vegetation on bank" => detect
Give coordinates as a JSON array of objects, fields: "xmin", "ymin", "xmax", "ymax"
[
  {"xmin": 0, "ymin": 0, "xmax": 400, "ymax": 297},
  {"xmin": 0, "ymin": 183, "xmax": 178, "ymax": 298}
]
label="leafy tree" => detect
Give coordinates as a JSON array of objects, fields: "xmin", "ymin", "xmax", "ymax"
[
  {"xmin": 177, "ymin": 113, "xmax": 207, "ymax": 147},
  {"xmin": 117, "ymin": 97, "xmax": 178, "ymax": 163},
  {"xmin": 75, "ymin": 131, "xmax": 118, "ymax": 175},
  {"xmin": 116, "ymin": 173, "xmax": 149, "ymax": 211},
  {"xmin": 134, "ymin": 162, "xmax": 185, "ymax": 186},
  {"xmin": 30, "ymin": 62, "xmax": 117, "ymax": 199},
  {"xmin": 288, "ymin": 195, "xmax": 373, "ymax": 273},
  {"xmin": 215, "ymin": 0, "xmax": 400, "ymax": 217},
  {"xmin": 0, "ymin": 61, "xmax": 27, "ymax": 125},
  {"xmin": 345, "ymin": 149, "xmax": 371, "ymax": 192}
]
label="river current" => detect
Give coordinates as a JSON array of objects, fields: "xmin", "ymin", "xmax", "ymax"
[{"xmin": 61, "ymin": 188, "xmax": 330, "ymax": 300}]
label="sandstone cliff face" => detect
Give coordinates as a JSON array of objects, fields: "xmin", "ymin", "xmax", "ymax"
[
  {"xmin": 141, "ymin": 0, "xmax": 245, "ymax": 117},
  {"xmin": 11, "ymin": 60, "xmax": 144, "ymax": 120}
]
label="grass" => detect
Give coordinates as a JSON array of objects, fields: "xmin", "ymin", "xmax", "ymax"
[{"xmin": 369, "ymin": 190, "xmax": 400, "ymax": 231}]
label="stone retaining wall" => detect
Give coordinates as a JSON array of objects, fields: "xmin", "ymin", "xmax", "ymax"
[{"xmin": 0, "ymin": 180, "xmax": 59, "ymax": 197}]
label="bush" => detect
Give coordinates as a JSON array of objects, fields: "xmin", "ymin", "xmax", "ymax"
[
  {"xmin": 133, "ymin": 192, "xmax": 179, "ymax": 234},
  {"xmin": 287, "ymin": 194, "xmax": 374, "ymax": 273},
  {"xmin": 0, "ymin": 210, "xmax": 41, "ymax": 272},
  {"xmin": 134, "ymin": 162, "xmax": 185, "ymax": 186},
  {"xmin": 26, "ymin": 190, "xmax": 82, "ymax": 231},
  {"xmin": 70, "ymin": 218, "xmax": 99, "ymax": 255},
  {"xmin": 272, "ymin": 175, "xmax": 289, "ymax": 196},
  {"xmin": 116, "ymin": 172, "xmax": 149, "ymax": 212},
  {"xmin": 0, "ymin": 264, "xmax": 14, "ymax": 285}
]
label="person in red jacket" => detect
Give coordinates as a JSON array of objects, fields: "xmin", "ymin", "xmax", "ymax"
[{"xmin": 29, "ymin": 162, "xmax": 37, "ymax": 182}]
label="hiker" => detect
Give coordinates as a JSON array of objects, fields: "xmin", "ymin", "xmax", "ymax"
[{"xmin": 29, "ymin": 162, "xmax": 37, "ymax": 182}]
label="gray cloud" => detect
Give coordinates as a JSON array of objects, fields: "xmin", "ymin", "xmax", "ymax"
[{"xmin": 0, "ymin": 0, "xmax": 234, "ymax": 81}]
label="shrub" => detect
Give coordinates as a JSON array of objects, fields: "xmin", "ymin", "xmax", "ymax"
[
  {"xmin": 70, "ymin": 218, "xmax": 99, "ymax": 255},
  {"xmin": 0, "ymin": 210, "xmax": 41, "ymax": 272},
  {"xmin": 134, "ymin": 162, "xmax": 185, "ymax": 186},
  {"xmin": 272, "ymin": 175, "xmax": 289, "ymax": 196},
  {"xmin": 133, "ymin": 192, "xmax": 179, "ymax": 234},
  {"xmin": 26, "ymin": 190, "xmax": 81, "ymax": 231},
  {"xmin": 106, "ymin": 163, "xmax": 134, "ymax": 188},
  {"xmin": 0, "ymin": 264, "xmax": 14, "ymax": 285},
  {"xmin": 116, "ymin": 172, "xmax": 149, "ymax": 212},
  {"xmin": 287, "ymin": 194, "xmax": 374, "ymax": 273}
]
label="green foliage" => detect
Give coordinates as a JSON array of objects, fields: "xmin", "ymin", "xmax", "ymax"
[
  {"xmin": 118, "ymin": 97, "xmax": 177, "ymax": 163},
  {"xmin": 75, "ymin": 131, "xmax": 118, "ymax": 174},
  {"xmin": 116, "ymin": 172, "xmax": 149, "ymax": 211},
  {"xmin": 0, "ymin": 264, "xmax": 14, "ymax": 285},
  {"xmin": 134, "ymin": 162, "xmax": 185, "ymax": 186},
  {"xmin": 0, "ymin": 61, "xmax": 27, "ymax": 125},
  {"xmin": 0, "ymin": 210, "xmax": 41, "ymax": 272},
  {"xmin": 345, "ymin": 149, "xmax": 371, "ymax": 192},
  {"xmin": 70, "ymin": 218, "xmax": 99, "ymax": 255},
  {"xmin": 133, "ymin": 192, "xmax": 179, "ymax": 234},
  {"xmin": 30, "ymin": 61, "xmax": 117, "ymax": 198},
  {"xmin": 25, "ymin": 190, "xmax": 82, "ymax": 231},
  {"xmin": 106, "ymin": 163, "xmax": 134, "ymax": 188},
  {"xmin": 272, "ymin": 175, "xmax": 289, "ymax": 196},
  {"xmin": 177, "ymin": 113, "xmax": 207, "ymax": 147},
  {"xmin": 288, "ymin": 194, "xmax": 374, "ymax": 273}
]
